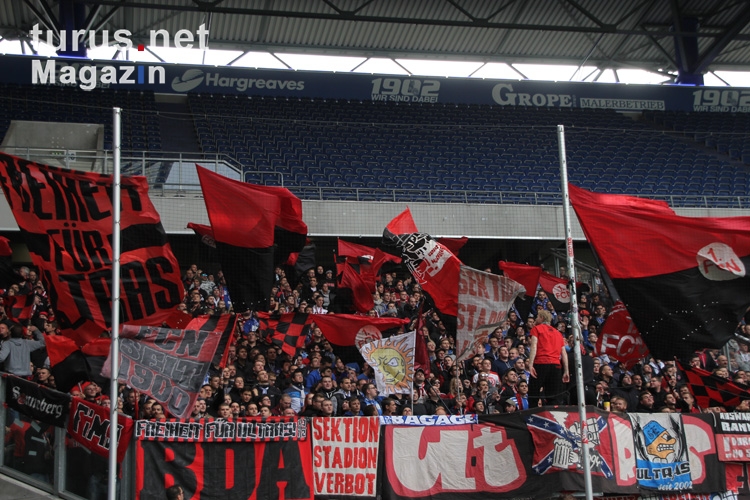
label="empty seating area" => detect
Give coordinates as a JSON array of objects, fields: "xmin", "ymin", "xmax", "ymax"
[
  {"xmin": 1, "ymin": 83, "xmax": 748, "ymax": 207},
  {"xmin": 0, "ymin": 83, "xmax": 162, "ymax": 153},
  {"xmin": 188, "ymin": 94, "xmax": 750, "ymax": 207}
]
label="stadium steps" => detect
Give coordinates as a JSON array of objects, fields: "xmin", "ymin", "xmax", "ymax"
[{"xmin": 155, "ymin": 97, "xmax": 202, "ymax": 153}]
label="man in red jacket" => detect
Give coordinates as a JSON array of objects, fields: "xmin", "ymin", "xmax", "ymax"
[{"xmin": 528, "ymin": 310, "xmax": 569, "ymax": 407}]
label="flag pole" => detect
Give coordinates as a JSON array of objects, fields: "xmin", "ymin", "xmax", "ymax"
[
  {"xmin": 108, "ymin": 107, "xmax": 122, "ymax": 500},
  {"xmin": 557, "ymin": 124, "xmax": 593, "ymax": 500}
]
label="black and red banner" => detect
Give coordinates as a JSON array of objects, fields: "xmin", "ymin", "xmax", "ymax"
[
  {"xmin": 569, "ymin": 184, "xmax": 750, "ymax": 360},
  {"xmin": 186, "ymin": 313, "xmax": 238, "ymax": 370},
  {"xmin": 134, "ymin": 416, "xmax": 307, "ymax": 442},
  {"xmin": 67, "ymin": 397, "xmax": 134, "ymax": 463},
  {"xmin": 4, "ymin": 374, "xmax": 70, "ymax": 427},
  {"xmin": 0, "ymin": 153, "xmax": 184, "ymax": 346},
  {"xmin": 102, "ymin": 324, "xmax": 223, "ymax": 419},
  {"xmin": 136, "ymin": 417, "xmax": 313, "ymax": 500}
]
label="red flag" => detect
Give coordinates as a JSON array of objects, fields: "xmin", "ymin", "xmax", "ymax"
[
  {"xmin": 340, "ymin": 263, "xmax": 375, "ymax": 313},
  {"xmin": 383, "ymin": 208, "xmax": 461, "ymax": 316},
  {"xmin": 0, "ymin": 153, "xmax": 184, "ymax": 346},
  {"xmin": 570, "ymin": 183, "xmax": 750, "ymax": 360},
  {"xmin": 257, "ymin": 312, "xmax": 313, "ymax": 356},
  {"xmin": 414, "ymin": 306, "xmax": 431, "ymax": 374},
  {"xmin": 438, "ymin": 237, "xmax": 468, "ymax": 256},
  {"xmin": 596, "ymin": 301, "xmax": 649, "ymax": 367},
  {"xmin": 311, "ymin": 314, "xmax": 409, "ymax": 347},
  {"xmin": 538, "ymin": 271, "xmax": 571, "ymax": 312},
  {"xmin": 197, "ymin": 166, "xmax": 280, "ymax": 312},
  {"xmin": 499, "ymin": 261, "xmax": 543, "ymax": 298}
]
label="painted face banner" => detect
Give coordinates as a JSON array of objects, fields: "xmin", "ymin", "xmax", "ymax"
[{"xmin": 360, "ymin": 331, "xmax": 415, "ymax": 395}]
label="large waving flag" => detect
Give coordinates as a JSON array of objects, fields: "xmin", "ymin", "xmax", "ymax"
[
  {"xmin": 570, "ymin": 184, "xmax": 750, "ymax": 360},
  {"xmin": 196, "ymin": 166, "xmax": 306, "ymax": 312},
  {"xmin": 0, "ymin": 153, "xmax": 184, "ymax": 346},
  {"xmin": 383, "ymin": 207, "xmax": 461, "ymax": 315},
  {"xmin": 456, "ymin": 266, "xmax": 526, "ymax": 361},
  {"xmin": 360, "ymin": 330, "xmax": 416, "ymax": 395},
  {"xmin": 312, "ymin": 314, "xmax": 409, "ymax": 347}
]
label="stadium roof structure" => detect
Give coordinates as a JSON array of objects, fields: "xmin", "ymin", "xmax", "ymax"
[{"xmin": 0, "ymin": 0, "xmax": 749, "ymax": 84}]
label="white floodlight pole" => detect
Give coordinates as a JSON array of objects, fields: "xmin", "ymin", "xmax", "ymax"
[
  {"xmin": 557, "ymin": 124, "xmax": 593, "ymax": 500},
  {"xmin": 108, "ymin": 107, "xmax": 122, "ymax": 500}
]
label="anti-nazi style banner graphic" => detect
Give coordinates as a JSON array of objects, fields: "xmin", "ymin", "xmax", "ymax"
[
  {"xmin": 313, "ymin": 417, "xmax": 380, "ymax": 497},
  {"xmin": 0, "ymin": 153, "xmax": 184, "ymax": 346},
  {"xmin": 4, "ymin": 374, "xmax": 70, "ymax": 428},
  {"xmin": 456, "ymin": 265, "xmax": 526, "ymax": 362},
  {"xmin": 67, "ymin": 397, "xmax": 134, "ymax": 463},
  {"xmin": 102, "ymin": 324, "xmax": 223, "ymax": 419}
]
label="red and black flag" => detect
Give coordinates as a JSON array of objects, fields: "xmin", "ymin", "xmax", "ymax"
[
  {"xmin": 186, "ymin": 222, "xmax": 216, "ymax": 248},
  {"xmin": 383, "ymin": 207, "xmax": 461, "ymax": 316},
  {"xmin": 186, "ymin": 313, "xmax": 238, "ymax": 369},
  {"xmin": 195, "ymin": 166, "xmax": 307, "ymax": 313},
  {"xmin": 46, "ymin": 334, "xmax": 92, "ymax": 393},
  {"xmin": 538, "ymin": 271, "xmax": 571, "ymax": 312},
  {"xmin": 677, "ymin": 361, "xmax": 749, "ymax": 409},
  {"xmin": 5, "ymin": 293, "xmax": 35, "ymax": 323},
  {"xmin": 257, "ymin": 311, "xmax": 312, "ymax": 356},
  {"xmin": 0, "ymin": 236, "xmax": 22, "ymax": 288},
  {"xmin": 570, "ymin": 184, "xmax": 750, "ymax": 360},
  {"xmin": 0, "ymin": 153, "xmax": 185, "ymax": 346},
  {"xmin": 336, "ymin": 239, "xmax": 401, "ymax": 313}
]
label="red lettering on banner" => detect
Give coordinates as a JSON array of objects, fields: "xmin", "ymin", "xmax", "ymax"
[
  {"xmin": 385, "ymin": 424, "xmax": 526, "ymax": 495},
  {"xmin": 312, "ymin": 417, "xmax": 379, "ymax": 497},
  {"xmin": 682, "ymin": 415, "xmax": 716, "ymax": 484},
  {"xmin": 609, "ymin": 414, "xmax": 637, "ymax": 486}
]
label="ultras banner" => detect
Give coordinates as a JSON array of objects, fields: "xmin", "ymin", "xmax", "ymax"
[
  {"xmin": 135, "ymin": 417, "xmax": 313, "ymax": 500},
  {"xmin": 0, "ymin": 153, "xmax": 184, "ymax": 346}
]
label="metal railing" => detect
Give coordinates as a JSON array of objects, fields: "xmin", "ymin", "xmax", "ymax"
[{"xmin": 2, "ymin": 147, "xmax": 748, "ymax": 208}]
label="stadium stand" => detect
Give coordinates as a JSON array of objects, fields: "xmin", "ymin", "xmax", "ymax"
[{"xmin": 187, "ymin": 93, "xmax": 750, "ymax": 207}]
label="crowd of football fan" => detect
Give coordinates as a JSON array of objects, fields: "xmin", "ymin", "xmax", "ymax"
[{"xmin": 2, "ymin": 260, "xmax": 750, "ymax": 423}]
